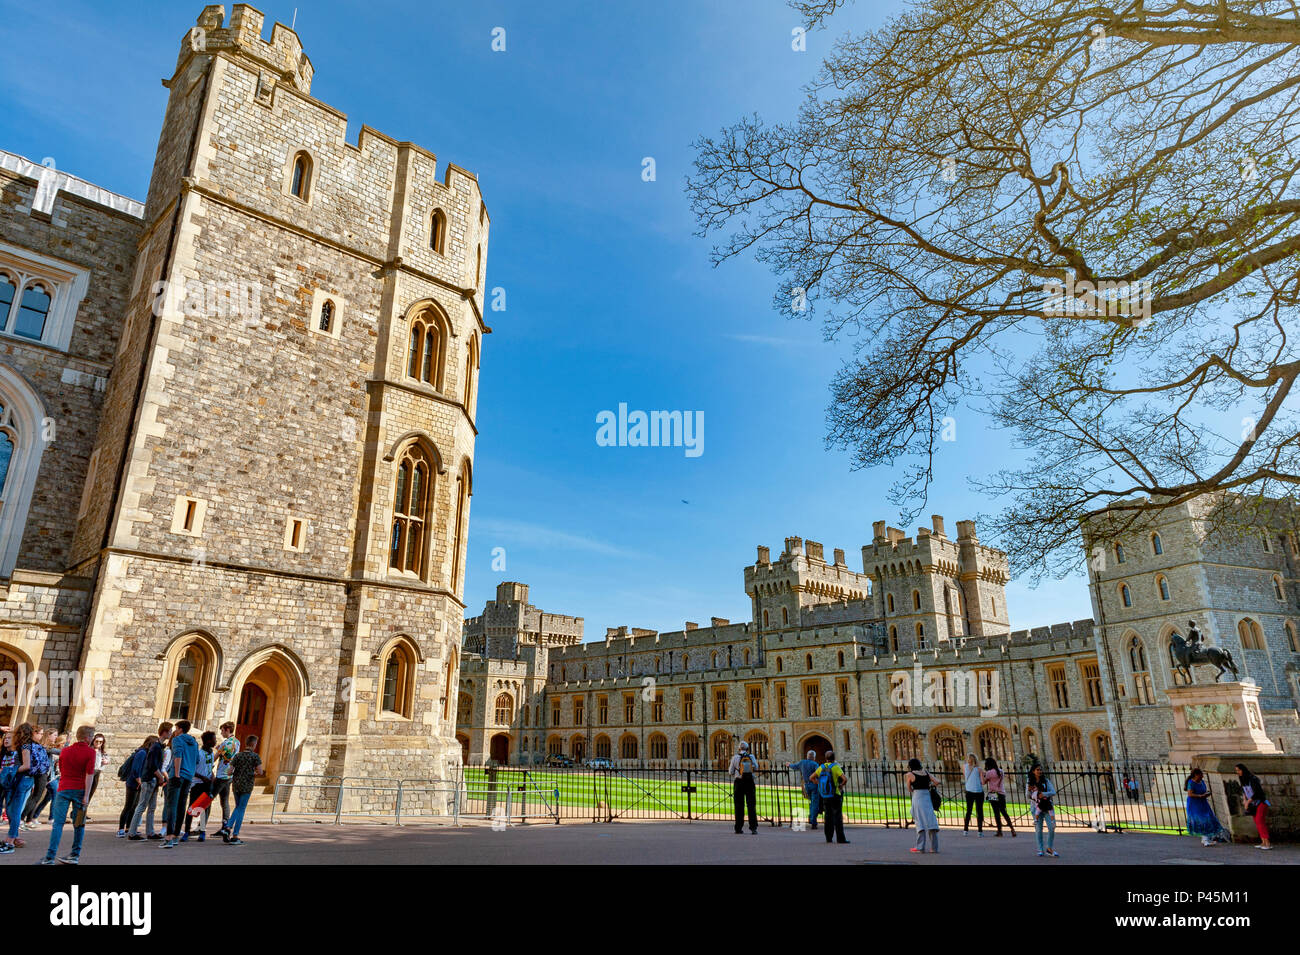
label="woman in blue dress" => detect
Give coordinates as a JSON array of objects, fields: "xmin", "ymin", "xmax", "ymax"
[{"xmin": 1184, "ymin": 768, "xmax": 1224, "ymax": 846}]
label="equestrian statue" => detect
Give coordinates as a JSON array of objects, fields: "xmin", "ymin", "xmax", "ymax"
[{"xmin": 1168, "ymin": 620, "xmax": 1240, "ymax": 684}]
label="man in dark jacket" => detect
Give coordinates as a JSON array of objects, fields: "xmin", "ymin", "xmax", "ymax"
[{"xmin": 127, "ymin": 722, "xmax": 171, "ymax": 840}]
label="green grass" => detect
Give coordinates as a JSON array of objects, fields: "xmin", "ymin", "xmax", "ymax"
[{"xmin": 459, "ymin": 767, "xmax": 1085, "ymax": 824}]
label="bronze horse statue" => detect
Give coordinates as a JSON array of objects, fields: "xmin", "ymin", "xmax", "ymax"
[{"xmin": 1168, "ymin": 622, "xmax": 1239, "ymax": 683}]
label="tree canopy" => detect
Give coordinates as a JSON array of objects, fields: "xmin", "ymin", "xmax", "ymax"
[{"xmin": 689, "ymin": 0, "xmax": 1300, "ymax": 578}]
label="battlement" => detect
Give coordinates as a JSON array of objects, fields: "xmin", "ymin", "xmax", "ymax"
[
  {"xmin": 1006, "ymin": 619, "xmax": 1096, "ymax": 645},
  {"xmin": 188, "ymin": 5, "xmax": 313, "ymax": 93},
  {"xmin": 862, "ymin": 515, "xmax": 1009, "ymax": 581},
  {"xmin": 744, "ymin": 536, "xmax": 873, "ymax": 597}
]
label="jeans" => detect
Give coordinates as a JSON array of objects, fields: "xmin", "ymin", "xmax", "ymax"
[
  {"xmin": 914, "ymin": 826, "xmax": 939, "ymax": 852},
  {"xmin": 5, "ymin": 776, "xmax": 34, "ymax": 840},
  {"xmin": 964, "ymin": 791, "xmax": 984, "ymax": 831},
  {"xmin": 806, "ymin": 786, "xmax": 822, "ymax": 826},
  {"xmin": 209, "ymin": 777, "xmax": 233, "ymax": 827},
  {"xmin": 129, "ymin": 779, "xmax": 160, "ymax": 836},
  {"xmin": 821, "ymin": 794, "xmax": 847, "ymax": 843},
  {"xmin": 43, "ymin": 788, "xmax": 86, "ymax": 861},
  {"xmin": 227, "ymin": 791, "xmax": 252, "ymax": 838},
  {"xmin": 163, "ymin": 777, "xmax": 193, "ymax": 837},
  {"xmin": 732, "ymin": 776, "xmax": 757, "ymax": 833},
  {"xmin": 1034, "ymin": 811, "xmax": 1056, "ymax": 852}
]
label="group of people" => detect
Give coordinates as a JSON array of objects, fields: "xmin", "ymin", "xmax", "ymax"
[
  {"xmin": 1183, "ymin": 763, "xmax": 1272, "ymax": 850},
  {"xmin": 783, "ymin": 753, "xmax": 1277, "ymax": 856},
  {"xmin": 0, "ymin": 718, "xmax": 264, "ymax": 863}
]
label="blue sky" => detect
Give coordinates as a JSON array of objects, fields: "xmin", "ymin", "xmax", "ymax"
[{"xmin": 0, "ymin": 0, "xmax": 1095, "ymax": 636}]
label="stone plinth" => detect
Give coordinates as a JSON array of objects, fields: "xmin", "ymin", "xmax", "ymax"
[
  {"xmin": 1196, "ymin": 753, "xmax": 1300, "ymax": 844},
  {"xmin": 1166, "ymin": 681, "xmax": 1279, "ymax": 763}
]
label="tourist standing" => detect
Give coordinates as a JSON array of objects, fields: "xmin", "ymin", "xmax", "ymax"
[
  {"xmin": 19, "ymin": 727, "xmax": 50, "ymax": 830},
  {"xmin": 209, "ymin": 721, "xmax": 240, "ymax": 834},
  {"xmin": 222, "ymin": 735, "xmax": 262, "ymax": 845},
  {"xmin": 1027, "ymin": 764, "xmax": 1058, "ymax": 857},
  {"xmin": 1235, "ymin": 763, "xmax": 1272, "ymax": 850},
  {"xmin": 728, "ymin": 741, "xmax": 759, "ymax": 835},
  {"xmin": 40, "ymin": 725, "xmax": 97, "ymax": 865},
  {"xmin": 810, "ymin": 750, "xmax": 849, "ymax": 844},
  {"xmin": 789, "ymin": 749, "xmax": 821, "ymax": 830},
  {"xmin": 983, "ymin": 757, "xmax": 1015, "ymax": 837},
  {"xmin": 962, "ymin": 753, "xmax": 985, "ymax": 836},
  {"xmin": 85, "ymin": 733, "xmax": 108, "ymax": 821},
  {"xmin": 906, "ymin": 757, "xmax": 939, "ymax": 853},
  {"xmin": 128, "ymin": 722, "xmax": 172, "ymax": 840},
  {"xmin": 0, "ymin": 723, "xmax": 35, "ymax": 854},
  {"xmin": 118, "ymin": 736, "xmax": 153, "ymax": 837},
  {"xmin": 1183, "ymin": 768, "xmax": 1224, "ymax": 847},
  {"xmin": 182, "ymin": 731, "xmax": 217, "ymax": 842},
  {"xmin": 162, "ymin": 720, "xmax": 198, "ymax": 848}
]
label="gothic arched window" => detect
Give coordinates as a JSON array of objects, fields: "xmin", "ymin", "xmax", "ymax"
[
  {"xmin": 381, "ymin": 640, "xmax": 417, "ymax": 718},
  {"xmin": 390, "ymin": 444, "xmax": 433, "ymax": 577},
  {"xmin": 430, "ymin": 209, "xmax": 447, "ymax": 254},
  {"xmin": 13, "ymin": 283, "xmax": 50, "ymax": 341},
  {"xmin": 289, "ymin": 151, "xmax": 312, "ymax": 199},
  {"xmin": 407, "ymin": 308, "xmax": 448, "ymax": 389},
  {"xmin": 0, "ymin": 372, "xmax": 46, "ymax": 578}
]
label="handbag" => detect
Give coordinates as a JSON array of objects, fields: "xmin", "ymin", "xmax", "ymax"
[{"xmin": 930, "ymin": 787, "xmax": 942, "ymax": 811}]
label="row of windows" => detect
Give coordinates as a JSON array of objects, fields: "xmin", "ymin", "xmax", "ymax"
[
  {"xmin": 151, "ymin": 632, "xmax": 450, "ymax": 727},
  {"xmin": 287, "ymin": 153, "xmax": 482, "ymax": 284},
  {"xmin": 1116, "ymin": 572, "xmax": 1287, "ymax": 609},
  {"xmin": 509, "ymin": 722, "xmax": 1111, "ymax": 765}
]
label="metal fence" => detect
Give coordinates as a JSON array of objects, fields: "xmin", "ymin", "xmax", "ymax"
[
  {"xmin": 455, "ymin": 760, "xmax": 1197, "ymax": 833},
  {"xmin": 267, "ymin": 761, "xmax": 1197, "ymax": 833}
]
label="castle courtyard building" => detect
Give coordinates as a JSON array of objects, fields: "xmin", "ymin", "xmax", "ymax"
[
  {"xmin": 460, "ymin": 512, "xmax": 1300, "ymax": 767},
  {"xmin": 0, "ymin": 5, "xmax": 487, "ymax": 793}
]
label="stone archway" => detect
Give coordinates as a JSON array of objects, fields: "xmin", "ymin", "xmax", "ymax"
[
  {"xmin": 798, "ymin": 733, "xmax": 832, "ymax": 763},
  {"xmin": 489, "ymin": 733, "xmax": 510, "ymax": 764},
  {"xmin": 226, "ymin": 648, "xmax": 308, "ymax": 788},
  {"xmin": 456, "ymin": 733, "xmax": 470, "ymax": 765}
]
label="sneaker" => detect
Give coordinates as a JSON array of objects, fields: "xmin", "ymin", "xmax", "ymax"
[
  {"xmin": 1048, "ymin": 850, "xmax": 1060, "ymax": 857},
  {"xmin": 127, "ymin": 833, "xmax": 143, "ymax": 841},
  {"xmin": 228, "ymin": 838, "xmax": 244, "ymax": 846},
  {"xmin": 38, "ymin": 857, "xmax": 56, "ymax": 865},
  {"xmin": 1255, "ymin": 844, "xmax": 1273, "ymax": 850},
  {"xmin": 1037, "ymin": 850, "xmax": 1044, "ymax": 857},
  {"xmin": 162, "ymin": 840, "xmax": 175, "ymax": 849},
  {"xmin": 146, "ymin": 833, "xmax": 163, "ymax": 841},
  {"xmin": 0, "ymin": 844, "xmax": 13, "ymax": 855},
  {"xmin": 116, "ymin": 829, "xmax": 126, "ymax": 838},
  {"xmin": 197, "ymin": 832, "xmax": 205, "ymax": 843},
  {"xmin": 220, "ymin": 829, "xmax": 230, "ymax": 844},
  {"xmin": 180, "ymin": 832, "xmax": 189, "ymax": 842},
  {"xmin": 12, "ymin": 838, "xmax": 23, "ymax": 848},
  {"xmin": 57, "ymin": 856, "xmax": 79, "ymax": 865},
  {"xmin": 910, "ymin": 847, "xmax": 922, "ymax": 853}
]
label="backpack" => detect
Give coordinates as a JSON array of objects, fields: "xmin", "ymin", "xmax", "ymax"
[
  {"xmin": 738, "ymin": 753, "xmax": 756, "ymax": 775},
  {"xmin": 116, "ymin": 749, "xmax": 138, "ymax": 782},
  {"xmin": 29, "ymin": 743, "xmax": 50, "ymax": 776},
  {"xmin": 816, "ymin": 762, "xmax": 838, "ymax": 799}
]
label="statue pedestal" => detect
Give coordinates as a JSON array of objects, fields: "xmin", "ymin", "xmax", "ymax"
[{"xmin": 1166, "ymin": 681, "xmax": 1278, "ymax": 763}]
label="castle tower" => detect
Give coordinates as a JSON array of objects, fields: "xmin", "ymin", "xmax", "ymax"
[
  {"xmin": 860, "ymin": 515, "xmax": 1009, "ymax": 651},
  {"xmin": 744, "ymin": 536, "xmax": 873, "ymax": 639},
  {"xmin": 66, "ymin": 5, "xmax": 489, "ymax": 791}
]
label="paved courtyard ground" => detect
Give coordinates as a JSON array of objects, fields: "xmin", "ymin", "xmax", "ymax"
[{"xmin": 3, "ymin": 819, "xmax": 1295, "ymax": 865}]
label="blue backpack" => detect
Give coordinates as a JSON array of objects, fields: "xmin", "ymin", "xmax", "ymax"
[
  {"xmin": 816, "ymin": 762, "xmax": 839, "ymax": 798},
  {"xmin": 29, "ymin": 743, "xmax": 50, "ymax": 776}
]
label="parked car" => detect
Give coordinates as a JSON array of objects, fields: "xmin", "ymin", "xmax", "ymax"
[
  {"xmin": 586, "ymin": 756, "xmax": 614, "ymax": 770},
  {"xmin": 544, "ymin": 754, "xmax": 574, "ymax": 768}
]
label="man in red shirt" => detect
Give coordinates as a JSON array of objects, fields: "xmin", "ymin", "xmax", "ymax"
[{"xmin": 41, "ymin": 725, "xmax": 97, "ymax": 865}]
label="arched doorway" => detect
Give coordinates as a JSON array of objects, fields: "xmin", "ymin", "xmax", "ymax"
[
  {"xmin": 456, "ymin": 733, "xmax": 470, "ymax": 765},
  {"xmin": 0, "ymin": 647, "xmax": 27, "ymax": 728},
  {"xmin": 489, "ymin": 733, "xmax": 510, "ymax": 764},
  {"xmin": 798, "ymin": 733, "xmax": 832, "ymax": 763},
  {"xmin": 227, "ymin": 648, "xmax": 307, "ymax": 787}
]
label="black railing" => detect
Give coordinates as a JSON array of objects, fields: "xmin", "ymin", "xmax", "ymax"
[{"xmin": 456, "ymin": 760, "xmax": 1196, "ymax": 833}]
